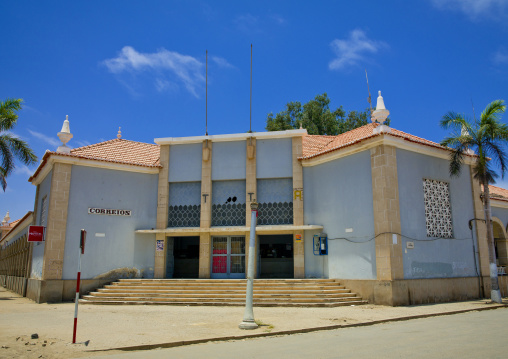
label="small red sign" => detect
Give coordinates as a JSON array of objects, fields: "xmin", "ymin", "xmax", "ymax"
[{"xmin": 28, "ymin": 226, "xmax": 46, "ymax": 242}]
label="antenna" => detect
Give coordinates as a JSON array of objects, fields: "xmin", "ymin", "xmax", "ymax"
[
  {"xmin": 206, "ymin": 50, "xmax": 208, "ymax": 136},
  {"xmin": 249, "ymin": 44, "xmax": 253, "ymax": 133},
  {"xmin": 471, "ymin": 97, "xmax": 477, "ymax": 123},
  {"xmin": 365, "ymin": 70, "xmax": 373, "ymax": 116}
]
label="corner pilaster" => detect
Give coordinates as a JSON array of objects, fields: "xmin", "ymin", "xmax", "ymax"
[
  {"xmin": 154, "ymin": 145, "xmax": 169, "ymax": 279},
  {"xmin": 42, "ymin": 162, "xmax": 72, "ymax": 280},
  {"xmin": 371, "ymin": 145, "xmax": 403, "ymax": 281},
  {"xmin": 292, "ymin": 136, "xmax": 305, "ymax": 278},
  {"xmin": 470, "ymin": 167, "xmax": 490, "ymax": 278}
]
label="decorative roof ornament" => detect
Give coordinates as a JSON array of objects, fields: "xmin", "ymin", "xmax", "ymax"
[
  {"xmin": 57, "ymin": 115, "xmax": 73, "ymax": 154},
  {"xmin": 461, "ymin": 125, "xmax": 475, "ymax": 155},
  {"xmin": 372, "ymin": 91, "xmax": 391, "ymax": 134},
  {"xmin": 2, "ymin": 211, "xmax": 10, "ymax": 225},
  {"xmin": 117, "ymin": 127, "xmax": 122, "ymax": 139}
]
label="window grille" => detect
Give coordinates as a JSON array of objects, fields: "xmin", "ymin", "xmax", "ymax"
[{"xmin": 423, "ymin": 179, "xmax": 453, "ymax": 238}]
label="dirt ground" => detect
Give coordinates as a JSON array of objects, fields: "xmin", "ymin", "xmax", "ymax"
[{"xmin": 0, "ymin": 287, "xmax": 506, "ymax": 359}]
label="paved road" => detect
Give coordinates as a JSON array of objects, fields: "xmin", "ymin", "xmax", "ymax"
[{"xmin": 91, "ymin": 308, "xmax": 508, "ymax": 359}]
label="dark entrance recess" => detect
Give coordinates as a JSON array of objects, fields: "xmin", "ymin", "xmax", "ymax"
[
  {"xmin": 258, "ymin": 235, "xmax": 294, "ymax": 278},
  {"xmin": 169, "ymin": 237, "xmax": 200, "ymax": 278}
]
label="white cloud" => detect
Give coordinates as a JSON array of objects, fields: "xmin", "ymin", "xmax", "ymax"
[
  {"xmin": 431, "ymin": 0, "xmax": 508, "ymax": 19},
  {"xmin": 14, "ymin": 165, "xmax": 33, "ymax": 177},
  {"xmin": 28, "ymin": 130, "xmax": 60, "ymax": 147},
  {"xmin": 74, "ymin": 140, "xmax": 92, "ymax": 148},
  {"xmin": 493, "ymin": 48, "xmax": 508, "ymax": 65},
  {"xmin": 269, "ymin": 14, "xmax": 287, "ymax": 25},
  {"xmin": 211, "ymin": 56, "xmax": 235, "ymax": 69},
  {"xmin": 102, "ymin": 46, "xmax": 205, "ymax": 97},
  {"xmin": 329, "ymin": 29, "xmax": 388, "ymax": 71}
]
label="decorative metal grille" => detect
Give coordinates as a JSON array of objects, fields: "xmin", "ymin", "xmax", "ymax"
[
  {"xmin": 168, "ymin": 182, "xmax": 201, "ymax": 228},
  {"xmin": 212, "ymin": 203, "xmax": 246, "ymax": 226},
  {"xmin": 212, "ymin": 180, "xmax": 246, "ymax": 227},
  {"xmin": 40, "ymin": 195, "xmax": 48, "ymax": 227},
  {"xmin": 168, "ymin": 204, "xmax": 201, "ymax": 227},
  {"xmin": 257, "ymin": 178, "xmax": 293, "ymax": 225},
  {"xmin": 258, "ymin": 202, "xmax": 293, "ymax": 225},
  {"xmin": 423, "ymin": 179, "xmax": 453, "ymax": 238}
]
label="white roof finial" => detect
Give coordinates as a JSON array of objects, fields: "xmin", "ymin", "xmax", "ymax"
[
  {"xmin": 57, "ymin": 115, "xmax": 73, "ymax": 153},
  {"xmin": 117, "ymin": 127, "xmax": 122, "ymax": 139},
  {"xmin": 372, "ymin": 90, "xmax": 390, "ymax": 124},
  {"xmin": 2, "ymin": 211, "xmax": 10, "ymax": 225}
]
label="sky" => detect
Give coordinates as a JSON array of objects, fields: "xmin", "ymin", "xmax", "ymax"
[{"xmin": 1, "ymin": 0, "xmax": 508, "ymax": 221}]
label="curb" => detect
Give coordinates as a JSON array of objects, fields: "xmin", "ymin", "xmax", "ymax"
[{"xmin": 87, "ymin": 303, "xmax": 508, "ymax": 353}]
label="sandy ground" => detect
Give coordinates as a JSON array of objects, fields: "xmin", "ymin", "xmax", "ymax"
[{"xmin": 0, "ymin": 287, "xmax": 506, "ymax": 359}]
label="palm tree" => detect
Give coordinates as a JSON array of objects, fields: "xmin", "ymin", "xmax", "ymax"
[
  {"xmin": 441, "ymin": 99, "xmax": 507, "ymax": 303},
  {"xmin": 0, "ymin": 98, "xmax": 38, "ymax": 191}
]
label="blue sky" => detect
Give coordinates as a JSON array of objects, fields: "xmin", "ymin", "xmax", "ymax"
[{"xmin": 1, "ymin": 0, "xmax": 508, "ymax": 221}]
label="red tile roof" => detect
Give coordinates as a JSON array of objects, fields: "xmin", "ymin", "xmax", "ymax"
[
  {"xmin": 487, "ymin": 185, "xmax": 508, "ymax": 202},
  {"xmin": 301, "ymin": 123, "xmax": 451, "ymax": 160},
  {"xmin": 29, "ymin": 139, "xmax": 160, "ymax": 182}
]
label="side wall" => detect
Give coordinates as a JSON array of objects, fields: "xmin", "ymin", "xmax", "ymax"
[
  {"xmin": 303, "ymin": 150, "xmax": 376, "ymax": 279},
  {"xmin": 397, "ymin": 149, "xmax": 478, "ymax": 279},
  {"xmin": 62, "ymin": 166, "xmax": 158, "ymax": 280},
  {"xmin": 30, "ymin": 170, "xmax": 53, "ymax": 279}
]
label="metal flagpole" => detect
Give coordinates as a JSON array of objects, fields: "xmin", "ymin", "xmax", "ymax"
[
  {"xmin": 239, "ymin": 202, "xmax": 258, "ymax": 329},
  {"xmin": 72, "ymin": 229, "xmax": 86, "ymax": 344}
]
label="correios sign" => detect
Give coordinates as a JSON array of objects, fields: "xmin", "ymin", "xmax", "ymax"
[
  {"xmin": 28, "ymin": 226, "xmax": 46, "ymax": 242},
  {"xmin": 88, "ymin": 208, "xmax": 132, "ymax": 216}
]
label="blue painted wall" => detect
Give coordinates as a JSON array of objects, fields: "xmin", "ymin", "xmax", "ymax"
[
  {"xmin": 62, "ymin": 166, "xmax": 158, "ymax": 280},
  {"xmin": 303, "ymin": 150, "xmax": 376, "ymax": 279},
  {"xmin": 212, "ymin": 141, "xmax": 246, "ymax": 180},
  {"xmin": 30, "ymin": 170, "xmax": 53, "ymax": 279},
  {"xmin": 256, "ymin": 138, "xmax": 293, "ymax": 179},
  {"xmin": 397, "ymin": 149, "xmax": 478, "ymax": 279},
  {"xmin": 168, "ymin": 143, "xmax": 202, "ymax": 182}
]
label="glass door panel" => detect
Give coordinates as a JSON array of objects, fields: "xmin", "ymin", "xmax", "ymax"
[{"xmin": 211, "ymin": 236, "xmax": 245, "ymax": 278}]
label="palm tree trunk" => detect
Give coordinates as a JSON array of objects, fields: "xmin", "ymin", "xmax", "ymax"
[{"xmin": 483, "ymin": 180, "xmax": 503, "ymax": 303}]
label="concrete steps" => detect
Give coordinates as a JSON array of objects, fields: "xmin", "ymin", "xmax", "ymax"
[{"xmin": 80, "ymin": 279, "xmax": 367, "ymax": 307}]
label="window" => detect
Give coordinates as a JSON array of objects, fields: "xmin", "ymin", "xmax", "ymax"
[
  {"xmin": 40, "ymin": 195, "xmax": 48, "ymax": 227},
  {"xmin": 423, "ymin": 179, "xmax": 453, "ymax": 238}
]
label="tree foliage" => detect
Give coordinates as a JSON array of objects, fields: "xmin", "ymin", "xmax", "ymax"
[
  {"xmin": 0, "ymin": 98, "xmax": 38, "ymax": 191},
  {"xmin": 266, "ymin": 93, "xmax": 375, "ymax": 135},
  {"xmin": 440, "ymin": 99, "xmax": 508, "ymax": 303}
]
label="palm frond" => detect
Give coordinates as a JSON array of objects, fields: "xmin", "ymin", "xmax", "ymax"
[
  {"xmin": 0, "ymin": 98, "xmax": 23, "ymax": 132},
  {"xmin": 0, "ymin": 167, "xmax": 6, "ymax": 192},
  {"xmin": 483, "ymin": 139, "xmax": 508, "ymax": 177},
  {"xmin": 0, "ymin": 136, "xmax": 14, "ymax": 176},
  {"xmin": 440, "ymin": 111, "xmax": 468, "ymax": 130},
  {"xmin": 481, "ymin": 100, "xmax": 506, "ymax": 124}
]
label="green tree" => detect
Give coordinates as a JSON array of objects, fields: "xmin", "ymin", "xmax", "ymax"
[
  {"xmin": 440, "ymin": 99, "xmax": 508, "ymax": 303},
  {"xmin": 0, "ymin": 98, "xmax": 38, "ymax": 191},
  {"xmin": 266, "ymin": 93, "xmax": 373, "ymax": 135}
]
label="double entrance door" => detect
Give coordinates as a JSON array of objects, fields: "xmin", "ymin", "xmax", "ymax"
[{"xmin": 211, "ymin": 236, "xmax": 246, "ymax": 279}]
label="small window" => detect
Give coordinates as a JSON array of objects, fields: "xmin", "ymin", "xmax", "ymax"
[
  {"xmin": 423, "ymin": 179, "xmax": 453, "ymax": 238},
  {"xmin": 40, "ymin": 195, "xmax": 48, "ymax": 227}
]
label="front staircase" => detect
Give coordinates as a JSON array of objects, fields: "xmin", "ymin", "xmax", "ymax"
[{"xmin": 80, "ymin": 279, "xmax": 366, "ymax": 307}]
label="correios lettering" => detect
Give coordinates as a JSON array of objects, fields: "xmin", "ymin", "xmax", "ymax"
[{"xmin": 88, "ymin": 208, "xmax": 132, "ymax": 216}]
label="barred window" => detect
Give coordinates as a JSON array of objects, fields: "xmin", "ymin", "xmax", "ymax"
[
  {"xmin": 423, "ymin": 179, "xmax": 453, "ymax": 238},
  {"xmin": 40, "ymin": 195, "xmax": 48, "ymax": 227}
]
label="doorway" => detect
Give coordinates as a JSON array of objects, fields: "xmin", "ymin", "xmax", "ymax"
[
  {"xmin": 168, "ymin": 237, "xmax": 200, "ymax": 278},
  {"xmin": 258, "ymin": 235, "xmax": 294, "ymax": 278},
  {"xmin": 211, "ymin": 236, "xmax": 246, "ymax": 279}
]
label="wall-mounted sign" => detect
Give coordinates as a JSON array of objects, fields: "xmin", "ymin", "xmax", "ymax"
[
  {"xmin": 294, "ymin": 189, "xmax": 303, "ymax": 201},
  {"xmin": 88, "ymin": 208, "xmax": 131, "ymax": 216},
  {"xmin": 156, "ymin": 240, "xmax": 164, "ymax": 251},
  {"xmin": 295, "ymin": 234, "xmax": 302, "ymax": 241},
  {"xmin": 28, "ymin": 226, "xmax": 46, "ymax": 242}
]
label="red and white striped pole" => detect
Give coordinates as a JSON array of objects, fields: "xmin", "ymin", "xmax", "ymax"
[{"xmin": 72, "ymin": 229, "xmax": 86, "ymax": 344}]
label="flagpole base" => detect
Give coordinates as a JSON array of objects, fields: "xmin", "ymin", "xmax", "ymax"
[{"xmin": 239, "ymin": 320, "xmax": 258, "ymax": 330}]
